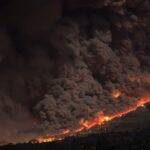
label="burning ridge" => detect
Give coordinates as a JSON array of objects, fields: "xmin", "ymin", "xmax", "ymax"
[{"xmin": 37, "ymin": 97, "xmax": 150, "ymax": 143}]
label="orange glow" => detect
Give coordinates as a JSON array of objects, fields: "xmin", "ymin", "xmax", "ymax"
[
  {"xmin": 62, "ymin": 129, "xmax": 70, "ymax": 134},
  {"xmin": 38, "ymin": 136, "xmax": 56, "ymax": 143},
  {"xmin": 112, "ymin": 89, "xmax": 122, "ymax": 98},
  {"xmin": 37, "ymin": 97, "xmax": 150, "ymax": 143},
  {"xmin": 140, "ymin": 104, "xmax": 145, "ymax": 108},
  {"xmin": 129, "ymin": 74, "xmax": 150, "ymax": 83},
  {"xmin": 104, "ymin": 116, "xmax": 111, "ymax": 121}
]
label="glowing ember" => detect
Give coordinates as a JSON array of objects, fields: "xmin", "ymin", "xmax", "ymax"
[
  {"xmin": 37, "ymin": 97, "xmax": 150, "ymax": 143},
  {"xmin": 140, "ymin": 104, "xmax": 145, "ymax": 108},
  {"xmin": 112, "ymin": 90, "xmax": 122, "ymax": 98},
  {"xmin": 104, "ymin": 116, "xmax": 111, "ymax": 122}
]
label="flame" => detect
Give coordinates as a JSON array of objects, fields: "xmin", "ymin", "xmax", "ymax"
[
  {"xmin": 112, "ymin": 89, "xmax": 122, "ymax": 98},
  {"xmin": 37, "ymin": 97, "xmax": 150, "ymax": 143}
]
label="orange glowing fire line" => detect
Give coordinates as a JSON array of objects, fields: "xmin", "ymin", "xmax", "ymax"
[{"xmin": 37, "ymin": 97, "xmax": 150, "ymax": 143}]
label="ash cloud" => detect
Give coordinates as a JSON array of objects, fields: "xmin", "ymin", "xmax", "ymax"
[{"xmin": 0, "ymin": 0, "xmax": 149, "ymax": 144}]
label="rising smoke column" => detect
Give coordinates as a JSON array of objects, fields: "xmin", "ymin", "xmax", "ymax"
[{"xmin": 34, "ymin": 7, "xmax": 150, "ymax": 135}]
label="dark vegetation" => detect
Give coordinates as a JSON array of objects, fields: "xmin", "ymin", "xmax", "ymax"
[{"xmin": 1, "ymin": 128, "xmax": 150, "ymax": 150}]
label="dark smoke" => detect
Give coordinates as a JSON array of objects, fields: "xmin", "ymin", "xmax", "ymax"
[{"xmin": 0, "ymin": 0, "xmax": 149, "ymax": 144}]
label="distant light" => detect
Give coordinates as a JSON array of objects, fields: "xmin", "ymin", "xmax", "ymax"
[{"xmin": 112, "ymin": 89, "xmax": 122, "ymax": 98}]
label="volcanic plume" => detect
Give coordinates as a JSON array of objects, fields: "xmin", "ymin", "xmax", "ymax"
[{"xmin": 0, "ymin": 0, "xmax": 149, "ymax": 144}]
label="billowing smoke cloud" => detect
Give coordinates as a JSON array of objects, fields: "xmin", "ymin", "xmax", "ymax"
[{"xmin": 0, "ymin": 0, "xmax": 149, "ymax": 144}]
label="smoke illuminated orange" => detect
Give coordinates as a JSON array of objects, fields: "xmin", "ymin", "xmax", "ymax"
[
  {"xmin": 112, "ymin": 89, "xmax": 122, "ymax": 98},
  {"xmin": 37, "ymin": 97, "xmax": 150, "ymax": 143},
  {"xmin": 129, "ymin": 74, "xmax": 150, "ymax": 84}
]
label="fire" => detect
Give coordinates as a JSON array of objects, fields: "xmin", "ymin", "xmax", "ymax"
[
  {"xmin": 104, "ymin": 116, "xmax": 111, "ymax": 122},
  {"xmin": 140, "ymin": 104, "xmax": 145, "ymax": 108},
  {"xmin": 37, "ymin": 97, "xmax": 150, "ymax": 143},
  {"xmin": 37, "ymin": 129, "xmax": 70, "ymax": 143},
  {"xmin": 112, "ymin": 89, "xmax": 122, "ymax": 98},
  {"xmin": 38, "ymin": 136, "xmax": 56, "ymax": 143}
]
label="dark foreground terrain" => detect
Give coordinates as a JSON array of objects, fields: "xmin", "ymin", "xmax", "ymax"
[{"xmin": 1, "ymin": 128, "xmax": 150, "ymax": 150}]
